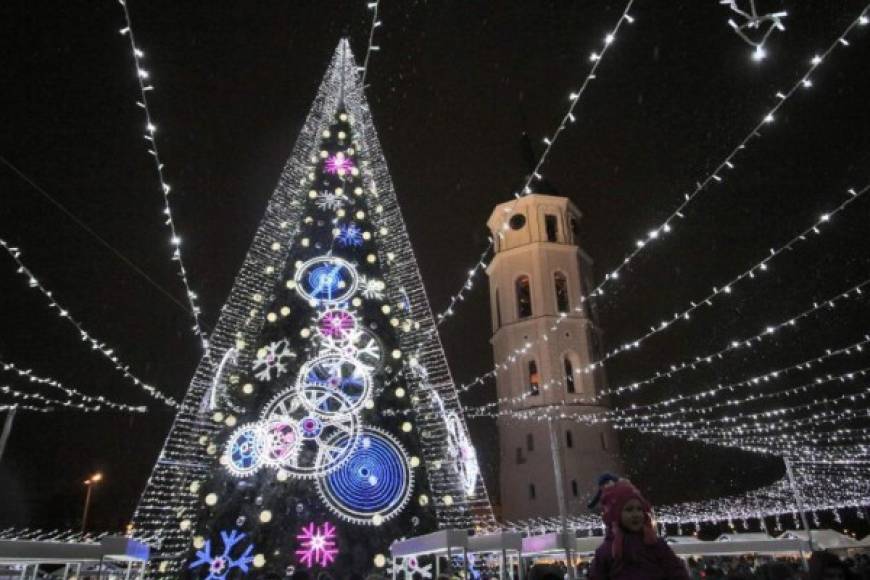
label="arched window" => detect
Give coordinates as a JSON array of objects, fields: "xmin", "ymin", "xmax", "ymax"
[
  {"xmin": 554, "ymin": 272, "xmax": 569, "ymax": 313},
  {"xmin": 494, "ymin": 289, "xmax": 502, "ymax": 329},
  {"xmin": 526, "ymin": 433, "xmax": 534, "ymax": 451},
  {"xmin": 516, "ymin": 275, "xmax": 532, "ymax": 318},
  {"xmin": 571, "ymin": 480, "xmax": 579, "ymax": 497},
  {"xmin": 528, "ymin": 360, "xmax": 540, "ymax": 396},
  {"xmin": 529, "ymin": 484, "xmax": 536, "ymax": 499},
  {"xmin": 545, "ymin": 214, "xmax": 559, "ymax": 242},
  {"xmin": 564, "ymin": 357, "xmax": 575, "ymax": 394},
  {"xmin": 566, "ymin": 430, "xmax": 574, "ymax": 448}
]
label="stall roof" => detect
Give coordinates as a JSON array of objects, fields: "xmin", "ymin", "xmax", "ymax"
[
  {"xmin": 780, "ymin": 530, "xmax": 861, "ymax": 550},
  {"xmin": 390, "ymin": 530, "xmax": 468, "ymax": 559},
  {"xmin": 521, "ymin": 532, "xmax": 576, "ymax": 557},
  {"xmin": 467, "ymin": 532, "xmax": 523, "ymax": 554},
  {"xmin": 0, "ymin": 536, "xmax": 149, "ymax": 563},
  {"xmin": 672, "ymin": 538, "xmax": 810, "ymax": 556}
]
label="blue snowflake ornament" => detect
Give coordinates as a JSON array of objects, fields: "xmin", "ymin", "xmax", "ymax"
[
  {"xmin": 189, "ymin": 529, "xmax": 255, "ymax": 580},
  {"xmin": 336, "ymin": 223, "xmax": 363, "ymax": 247}
]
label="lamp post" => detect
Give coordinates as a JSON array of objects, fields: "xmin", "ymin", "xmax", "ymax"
[{"xmin": 81, "ymin": 472, "xmax": 103, "ymax": 534}]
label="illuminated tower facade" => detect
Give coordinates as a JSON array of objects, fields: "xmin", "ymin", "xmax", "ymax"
[{"xmin": 486, "ymin": 194, "xmax": 621, "ymax": 523}]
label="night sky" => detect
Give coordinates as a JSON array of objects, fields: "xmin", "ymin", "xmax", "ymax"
[{"xmin": 1, "ymin": 1, "xmax": 868, "ymax": 532}]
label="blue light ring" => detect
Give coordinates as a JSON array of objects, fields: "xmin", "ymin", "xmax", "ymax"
[{"xmin": 316, "ymin": 427, "xmax": 413, "ymax": 525}]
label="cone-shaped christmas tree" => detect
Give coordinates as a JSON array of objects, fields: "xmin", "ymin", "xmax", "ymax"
[{"xmin": 131, "ymin": 40, "xmax": 494, "ymax": 578}]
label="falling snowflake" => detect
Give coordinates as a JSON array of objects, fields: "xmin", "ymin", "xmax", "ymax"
[
  {"xmin": 315, "ymin": 191, "xmax": 348, "ymax": 211},
  {"xmin": 252, "ymin": 339, "xmax": 294, "ymax": 381},
  {"xmin": 324, "ymin": 153, "xmax": 355, "ymax": 175},
  {"xmin": 336, "ymin": 223, "xmax": 363, "ymax": 247},
  {"xmin": 189, "ymin": 529, "xmax": 255, "ymax": 580},
  {"xmin": 358, "ymin": 276, "xmax": 386, "ymax": 300},
  {"xmin": 295, "ymin": 521, "xmax": 338, "ymax": 567}
]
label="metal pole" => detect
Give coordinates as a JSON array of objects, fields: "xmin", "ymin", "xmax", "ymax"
[
  {"xmin": 82, "ymin": 483, "xmax": 94, "ymax": 534},
  {"xmin": 784, "ymin": 457, "xmax": 814, "ymax": 566},
  {"xmin": 547, "ymin": 418, "xmax": 575, "ymax": 580},
  {"xmin": 0, "ymin": 405, "xmax": 18, "ymax": 465}
]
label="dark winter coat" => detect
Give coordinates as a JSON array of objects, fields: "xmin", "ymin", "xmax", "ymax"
[{"xmin": 589, "ymin": 532, "xmax": 690, "ymax": 580}]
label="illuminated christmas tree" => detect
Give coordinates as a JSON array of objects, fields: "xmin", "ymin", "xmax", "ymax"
[{"xmin": 131, "ymin": 40, "xmax": 493, "ymax": 577}]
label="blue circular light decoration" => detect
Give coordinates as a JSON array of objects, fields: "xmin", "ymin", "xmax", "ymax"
[
  {"xmin": 224, "ymin": 424, "xmax": 263, "ymax": 477},
  {"xmin": 294, "ymin": 257, "xmax": 358, "ymax": 306},
  {"xmin": 316, "ymin": 428, "xmax": 413, "ymax": 525}
]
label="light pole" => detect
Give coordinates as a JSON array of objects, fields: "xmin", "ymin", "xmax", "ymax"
[{"xmin": 81, "ymin": 472, "xmax": 103, "ymax": 534}]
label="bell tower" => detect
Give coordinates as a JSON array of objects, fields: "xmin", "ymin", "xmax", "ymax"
[{"xmin": 486, "ymin": 194, "xmax": 621, "ymax": 523}]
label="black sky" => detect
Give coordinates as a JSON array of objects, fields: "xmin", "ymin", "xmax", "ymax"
[{"xmin": 1, "ymin": 1, "xmax": 868, "ymax": 531}]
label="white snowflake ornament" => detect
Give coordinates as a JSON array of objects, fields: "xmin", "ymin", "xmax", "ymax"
[{"xmin": 252, "ymin": 339, "xmax": 294, "ymax": 381}]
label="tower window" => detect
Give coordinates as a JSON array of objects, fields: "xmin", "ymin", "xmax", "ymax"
[
  {"xmin": 528, "ymin": 360, "xmax": 540, "ymax": 396},
  {"xmin": 529, "ymin": 484, "xmax": 536, "ymax": 499},
  {"xmin": 566, "ymin": 430, "xmax": 574, "ymax": 448},
  {"xmin": 564, "ymin": 357, "xmax": 575, "ymax": 394},
  {"xmin": 516, "ymin": 275, "xmax": 532, "ymax": 318},
  {"xmin": 526, "ymin": 433, "xmax": 534, "ymax": 452},
  {"xmin": 495, "ymin": 289, "xmax": 502, "ymax": 329},
  {"xmin": 600, "ymin": 432, "xmax": 608, "ymax": 451},
  {"xmin": 545, "ymin": 214, "xmax": 558, "ymax": 242},
  {"xmin": 554, "ymin": 272, "xmax": 569, "ymax": 313},
  {"xmin": 516, "ymin": 447, "xmax": 526, "ymax": 464},
  {"xmin": 571, "ymin": 216, "xmax": 581, "ymax": 244},
  {"xmin": 571, "ymin": 480, "xmax": 579, "ymax": 497},
  {"xmin": 510, "ymin": 214, "xmax": 526, "ymax": 230}
]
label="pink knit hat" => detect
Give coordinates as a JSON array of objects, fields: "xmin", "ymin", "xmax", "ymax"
[{"xmin": 599, "ymin": 480, "xmax": 657, "ymax": 558}]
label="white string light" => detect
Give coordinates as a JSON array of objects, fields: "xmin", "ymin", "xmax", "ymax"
[
  {"xmin": 1, "ymin": 358, "xmax": 149, "ymax": 413},
  {"xmin": 721, "ymin": 0, "xmax": 787, "ymax": 61},
  {"xmin": 573, "ymin": 185, "xmax": 869, "ymax": 376},
  {"xmin": 596, "ymin": 278, "xmax": 869, "ymax": 399},
  {"xmin": 0, "ymin": 403, "xmax": 53, "ymax": 414},
  {"xmin": 0, "ymin": 384, "xmax": 130, "ymax": 413},
  {"xmin": 610, "ymin": 335, "xmax": 870, "ymax": 415},
  {"xmin": 458, "ymin": 183, "xmax": 869, "ymax": 393},
  {"xmin": 464, "ymin": 275, "xmax": 870, "ymax": 418},
  {"xmin": 432, "ymin": 0, "xmax": 636, "ymax": 328},
  {"xmin": 114, "ymin": 0, "xmax": 210, "ymax": 355},
  {"xmin": 464, "ymin": 334, "xmax": 870, "ymax": 416},
  {"xmin": 358, "ymin": 1, "xmax": 382, "ymax": 88},
  {"xmin": 444, "ymin": 7, "xmax": 870, "ymax": 379},
  {"xmin": 0, "ymin": 238, "xmax": 178, "ymax": 408}
]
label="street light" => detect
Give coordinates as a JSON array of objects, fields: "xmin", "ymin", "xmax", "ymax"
[{"xmin": 81, "ymin": 472, "xmax": 103, "ymax": 534}]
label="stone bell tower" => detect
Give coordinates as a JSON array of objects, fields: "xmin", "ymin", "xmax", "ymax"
[{"xmin": 486, "ymin": 194, "xmax": 621, "ymax": 523}]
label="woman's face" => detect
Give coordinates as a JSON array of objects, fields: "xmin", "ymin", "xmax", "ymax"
[{"xmin": 620, "ymin": 498, "xmax": 645, "ymax": 532}]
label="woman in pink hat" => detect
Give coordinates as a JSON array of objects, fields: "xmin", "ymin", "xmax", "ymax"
[{"xmin": 589, "ymin": 480, "xmax": 689, "ymax": 580}]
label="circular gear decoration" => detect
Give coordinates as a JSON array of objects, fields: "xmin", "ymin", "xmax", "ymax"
[
  {"xmin": 317, "ymin": 308, "xmax": 357, "ymax": 342},
  {"xmin": 294, "ymin": 256, "xmax": 358, "ymax": 306},
  {"xmin": 261, "ymin": 419, "xmax": 300, "ymax": 466},
  {"xmin": 297, "ymin": 355, "xmax": 372, "ymax": 415},
  {"xmin": 261, "ymin": 387, "xmax": 360, "ymax": 479},
  {"xmin": 224, "ymin": 423, "xmax": 265, "ymax": 477},
  {"xmin": 316, "ymin": 427, "xmax": 413, "ymax": 526}
]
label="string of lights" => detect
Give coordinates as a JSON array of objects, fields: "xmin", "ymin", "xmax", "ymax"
[
  {"xmin": 464, "ymin": 339, "xmax": 870, "ymax": 420},
  {"xmin": 358, "ymin": 1, "xmax": 382, "ymax": 89},
  {"xmin": 573, "ymin": 186, "xmax": 870, "ymax": 379},
  {"xmin": 432, "ymin": 0, "xmax": 636, "ymax": 328},
  {"xmin": 721, "ymin": 0, "xmax": 787, "ymax": 62},
  {"xmin": 0, "ymin": 384, "xmax": 136, "ymax": 413},
  {"xmin": 114, "ymin": 0, "xmax": 210, "ymax": 355},
  {"xmin": 608, "ymin": 335, "xmax": 870, "ymax": 415},
  {"xmin": 0, "ymin": 358, "xmax": 151, "ymax": 413},
  {"xmin": 0, "ymin": 403, "xmax": 53, "ymax": 414},
  {"xmin": 465, "ymin": 333, "xmax": 870, "ymax": 415},
  {"xmin": 450, "ymin": 4, "xmax": 870, "ymax": 390},
  {"xmin": 596, "ymin": 278, "xmax": 870, "ymax": 399},
  {"xmin": 0, "ymin": 238, "xmax": 178, "ymax": 408},
  {"xmin": 458, "ymin": 183, "xmax": 869, "ymax": 394}
]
